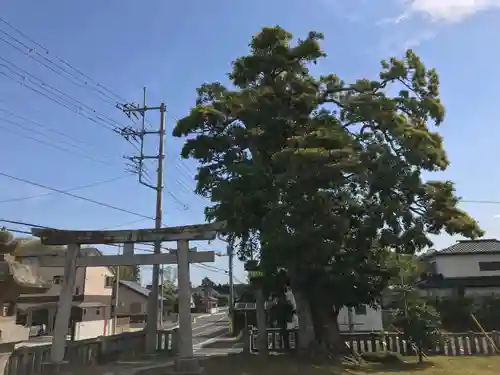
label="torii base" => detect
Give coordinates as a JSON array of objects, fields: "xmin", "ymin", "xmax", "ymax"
[{"xmin": 166, "ymin": 357, "xmax": 203, "ymax": 375}]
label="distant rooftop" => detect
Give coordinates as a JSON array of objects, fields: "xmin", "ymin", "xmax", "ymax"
[
  {"xmin": 120, "ymin": 280, "xmax": 167, "ymax": 300},
  {"xmin": 424, "ymin": 239, "xmax": 500, "ymax": 257}
]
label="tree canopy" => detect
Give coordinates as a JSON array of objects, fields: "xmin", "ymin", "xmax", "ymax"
[
  {"xmin": 173, "ymin": 26, "xmax": 483, "ymax": 350},
  {"xmin": 200, "ymin": 276, "xmax": 216, "ymax": 289}
]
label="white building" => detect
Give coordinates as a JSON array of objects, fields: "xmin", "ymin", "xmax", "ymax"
[
  {"xmin": 418, "ymin": 239, "xmax": 500, "ymax": 297},
  {"xmin": 337, "ymin": 305, "xmax": 383, "ymax": 332},
  {"xmin": 285, "ymin": 288, "xmax": 382, "ymax": 332}
]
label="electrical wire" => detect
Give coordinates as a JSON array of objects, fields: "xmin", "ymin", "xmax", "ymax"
[
  {"xmin": 0, "ymin": 120, "xmax": 118, "ymax": 167},
  {"xmin": 0, "ymin": 69, "xmax": 118, "ymax": 132},
  {"xmin": 0, "ymin": 56, "xmax": 124, "ymax": 130},
  {"xmin": 0, "ymin": 17, "xmax": 126, "ymax": 105},
  {"xmin": 461, "ymin": 200, "xmax": 500, "ymax": 205},
  {"xmin": 0, "ymin": 108, "xmax": 112, "ymax": 153},
  {"xmin": 0, "ymin": 174, "xmax": 131, "ymax": 204},
  {"xmin": 0, "ymin": 171, "xmax": 154, "ymax": 220}
]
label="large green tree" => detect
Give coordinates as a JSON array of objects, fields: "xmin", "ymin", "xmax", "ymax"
[{"xmin": 173, "ymin": 26, "xmax": 483, "ymax": 354}]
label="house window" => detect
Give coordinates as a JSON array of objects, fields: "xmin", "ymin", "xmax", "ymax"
[
  {"xmin": 75, "ymin": 287, "xmax": 80, "ymax": 295},
  {"xmin": 479, "ymin": 262, "xmax": 500, "ymax": 271},
  {"xmin": 53, "ymin": 276, "xmax": 62, "ymax": 285},
  {"xmin": 96, "ymin": 308, "xmax": 101, "ymax": 316},
  {"xmin": 355, "ymin": 305, "xmax": 367, "ymax": 315},
  {"xmin": 104, "ymin": 276, "xmax": 114, "ymax": 288}
]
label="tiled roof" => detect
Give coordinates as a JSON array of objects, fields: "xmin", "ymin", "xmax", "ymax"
[
  {"xmin": 426, "ymin": 239, "xmax": 500, "ymax": 257},
  {"xmin": 119, "ymin": 280, "xmax": 166, "ymax": 300}
]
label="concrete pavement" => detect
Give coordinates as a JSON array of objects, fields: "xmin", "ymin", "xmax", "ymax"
[{"xmin": 191, "ymin": 311, "xmax": 229, "ymax": 348}]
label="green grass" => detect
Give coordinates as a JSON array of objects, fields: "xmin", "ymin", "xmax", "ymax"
[{"xmin": 200, "ymin": 354, "xmax": 500, "ymax": 375}]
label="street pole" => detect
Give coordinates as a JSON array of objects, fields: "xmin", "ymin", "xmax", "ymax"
[
  {"xmin": 160, "ymin": 264, "xmax": 164, "ymax": 327},
  {"xmin": 227, "ymin": 239, "xmax": 234, "ymax": 310},
  {"xmin": 146, "ymin": 102, "xmax": 165, "ymax": 352},
  {"xmin": 112, "ymin": 244, "xmax": 121, "ymax": 335},
  {"xmin": 120, "ymin": 90, "xmax": 166, "ymax": 353}
]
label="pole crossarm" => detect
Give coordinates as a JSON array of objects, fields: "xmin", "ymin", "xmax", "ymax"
[{"xmin": 32, "ymin": 221, "xmax": 226, "ymax": 246}]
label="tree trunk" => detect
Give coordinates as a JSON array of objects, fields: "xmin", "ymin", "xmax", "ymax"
[
  {"xmin": 293, "ymin": 288, "xmax": 315, "ymax": 349},
  {"xmin": 255, "ymin": 287, "xmax": 268, "ymax": 355},
  {"xmin": 306, "ymin": 291, "xmax": 351, "ymax": 357}
]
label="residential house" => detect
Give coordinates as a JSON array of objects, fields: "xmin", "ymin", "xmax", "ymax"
[
  {"xmin": 418, "ymin": 239, "xmax": 500, "ymax": 298},
  {"xmin": 191, "ymin": 286, "xmax": 219, "ymax": 313},
  {"xmin": 13, "ymin": 247, "xmax": 115, "ymax": 340},
  {"xmin": 116, "ymin": 280, "xmax": 171, "ymax": 324}
]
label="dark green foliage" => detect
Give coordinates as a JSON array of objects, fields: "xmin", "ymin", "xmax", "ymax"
[
  {"xmin": 162, "ymin": 280, "xmax": 177, "ymax": 304},
  {"xmin": 173, "ymin": 26, "xmax": 483, "ymax": 348},
  {"xmin": 392, "ymin": 298, "xmax": 442, "ymax": 362},
  {"xmin": 201, "ymin": 277, "xmax": 216, "ymax": 289},
  {"xmin": 430, "ymin": 295, "xmax": 500, "ymax": 332}
]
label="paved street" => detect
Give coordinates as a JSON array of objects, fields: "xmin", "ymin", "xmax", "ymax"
[
  {"xmin": 191, "ymin": 312, "xmax": 244, "ymax": 356},
  {"xmin": 191, "ymin": 311, "xmax": 230, "ymax": 348}
]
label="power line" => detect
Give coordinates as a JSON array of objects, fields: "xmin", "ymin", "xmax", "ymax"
[
  {"xmin": 0, "ymin": 55, "xmax": 125, "ymax": 130},
  {"xmin": 0, "ymin": 16, "xmax": 127, "ymax": 105},
  {"xmin": 0, "ymin": 108, "xmax": 113, "ymax": 153},
  {"xmin": 0, "ymin": 69, "xmax": 118, "ymax": 132},
  {"xmin": 461, "ymin": 200, "xmax": 500, "ymax": 205},
  {"xmin": 0, "ymin": 119, "xmax": 117, "ymax": 167},
  {"xmin": 0, "ymin": 171, "xmax": 153, "ymax": 220},
  {"xmin": 0, "ymin": 174, "xmax": 131, "ymax": 204}
]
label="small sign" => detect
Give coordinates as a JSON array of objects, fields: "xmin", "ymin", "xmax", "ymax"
[{"xmin": 248, "ymin": 270, "xmax": 264, "ymax": 278}]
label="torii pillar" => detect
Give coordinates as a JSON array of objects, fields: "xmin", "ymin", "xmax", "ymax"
[{"xmin": 32, "ymin": 221, "xmax": 225, "ymax": 375}]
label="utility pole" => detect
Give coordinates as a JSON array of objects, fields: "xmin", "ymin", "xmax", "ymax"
[
  {"xmin": 227, "ymin": 238, "xmax": 234, "ymax": 310},
  {"xmin": 112, "ymin": 245, "xmax": 121, "ymax": 335},
  {"xmin": 160, "ymin": 264, "xmax": 164, "ymax": 327},
  {"xmin": 120, "ymin": 87, "xmax": 166, "ymax": 353}
]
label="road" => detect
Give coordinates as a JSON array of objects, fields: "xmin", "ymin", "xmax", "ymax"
[
  {"xmin": 191, "ymin": 311, "xmax": 230, "ymax": 349},
  {"xmin": 190, "ymin": 312, "xmax": 244, "ymax": 356}
]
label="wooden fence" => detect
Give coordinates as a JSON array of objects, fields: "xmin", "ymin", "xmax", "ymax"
[
  {"xmin": 249, "ymin": 328, "xmax": 500, "ymax": 356},
  {"xmin": 4, "ymin": 328, "xmax": 177, "ymax": 375}
]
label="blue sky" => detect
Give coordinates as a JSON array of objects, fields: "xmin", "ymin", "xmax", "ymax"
[{"xmin": 0, "ymin": 0, "xmax": 500, "ymax": 285}]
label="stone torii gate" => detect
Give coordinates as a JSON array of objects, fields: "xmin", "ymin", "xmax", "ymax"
[{"xmin": 32, "ymin": 221, "xmax": 225, "ymax": 375}]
